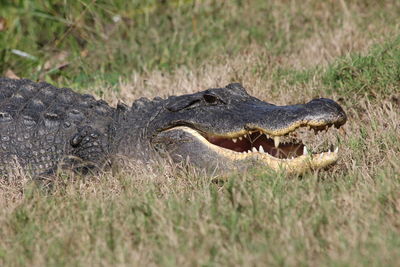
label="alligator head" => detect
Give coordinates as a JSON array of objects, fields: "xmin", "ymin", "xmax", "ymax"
[{"xmin": 122, "ymin": 83, "xmax": 347, "ymax": 174}]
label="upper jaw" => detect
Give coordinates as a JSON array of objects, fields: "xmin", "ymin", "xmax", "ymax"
[{"xmin": 182, "ymin": 97, "xmax": 347, "ymax": 138}]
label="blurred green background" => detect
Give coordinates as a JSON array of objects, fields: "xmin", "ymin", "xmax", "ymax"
[{"xmin": 2, "ymin": 0, "xmax": 398, "ymax": 89}]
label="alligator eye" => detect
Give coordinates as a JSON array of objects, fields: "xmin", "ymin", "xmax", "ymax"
[{"xmin": 203, "ymin": 94, "xmax": 219, "ymax": 104}]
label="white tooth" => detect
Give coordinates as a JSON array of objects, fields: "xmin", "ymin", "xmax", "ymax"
[
  {"xmin": 319, "ymin": 153, "xmax": 324, "ymax": 159},
  {"xmin": 248, "ymin": 150, "xmax": 252, "ymax": 153},
  {"xmin": 232, "ymin": 138, "xmax": 237, "ymax": 143},
  {"xmin": 252, "ymin": 147, "xmax": 257, "ymax": 152},
  {"xmin": 238, "ymin": 136, "xmax": 243, "ymax": 141},
  {"xmin": 303, "ymin": 146, "xmax": 308, "ymax": 155},
  {"xmin": 259, "ymin": 145, "xmax": 264, "ymax": 153},
  {"xmin": 328, "ymin": 150, "xmax": 331, "ymax": 154},
  {"xmin": 334, "ymin": 147, "xmax": 339, "ymax": 153},
  {"xmin": 273, "ymin": 136, "xmax": 280, "ymax": 148}
]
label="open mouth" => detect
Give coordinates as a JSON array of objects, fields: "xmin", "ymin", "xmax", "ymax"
[
  {"xmin": 199, "ymin": 122, "xmax": 343, "ymax": 171},
  {"xmin": 203, "ymin": 127, "xmax": 339, "ymax": 160},
  {"xmin": 206, "ymin": 131, "xmax": 307, "ymax": 159},
  {"xmin": 159, "ymin": 123, "xmax": 343, "ymax": 172}
]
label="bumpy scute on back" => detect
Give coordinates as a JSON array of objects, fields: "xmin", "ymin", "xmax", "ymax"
[{"xmin": 0, "ymin": 78, "xmax": 114, "ymax": 175}]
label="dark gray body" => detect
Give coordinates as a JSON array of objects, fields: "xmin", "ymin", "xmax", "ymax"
[
  {"xmin": 0, "ymin": 78, "xmax": 347, "ymax": 177},
  {"xmin": 0, "ymin": 78, "xmax": 115, "ymax": 175}
]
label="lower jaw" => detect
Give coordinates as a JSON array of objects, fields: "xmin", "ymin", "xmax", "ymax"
[{"xmin": 216, "ymin": 149, "xmax": 339, "ymax": 173}]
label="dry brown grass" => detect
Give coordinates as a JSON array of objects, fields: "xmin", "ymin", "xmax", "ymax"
[{"xmin": 2, "ymin": 53, "xmax": 399, "ymax": 266}]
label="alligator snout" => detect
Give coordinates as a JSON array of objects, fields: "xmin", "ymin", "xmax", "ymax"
[
  {"xmin": 239, "ymin": 97, "xmax": 346, "ymax": 137},
  {"xmin": 304, "ymin": 98, "xmax": 347, "ymax": 127}
]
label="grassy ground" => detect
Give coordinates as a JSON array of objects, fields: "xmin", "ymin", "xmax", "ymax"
[{"xmin": 0, "ymin": 0, "xmax": 400, "ymax": 266}]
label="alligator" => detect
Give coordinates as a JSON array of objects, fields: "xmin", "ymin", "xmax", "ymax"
[{"xmin": 0, "ymin": 78, "xmax": 347, "ymax": 178}]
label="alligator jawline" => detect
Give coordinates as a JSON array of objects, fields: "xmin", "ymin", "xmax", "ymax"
[{"xmin": 169, "ymin": 125, "xmax": 340, "ymax": 167}]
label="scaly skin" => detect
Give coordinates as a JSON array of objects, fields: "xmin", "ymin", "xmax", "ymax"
[{"xmin": 0, "ymin": 78, "xmax": 346, "ymax": 177}]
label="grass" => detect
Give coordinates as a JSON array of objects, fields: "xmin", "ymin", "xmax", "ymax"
[
  {"xmin": 323, "ymin": 37, "xmax": 400, "ymax": 98},
  {"xmin": 1, "ymin": 0, "xmax": 400, "ymax": 266}
]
